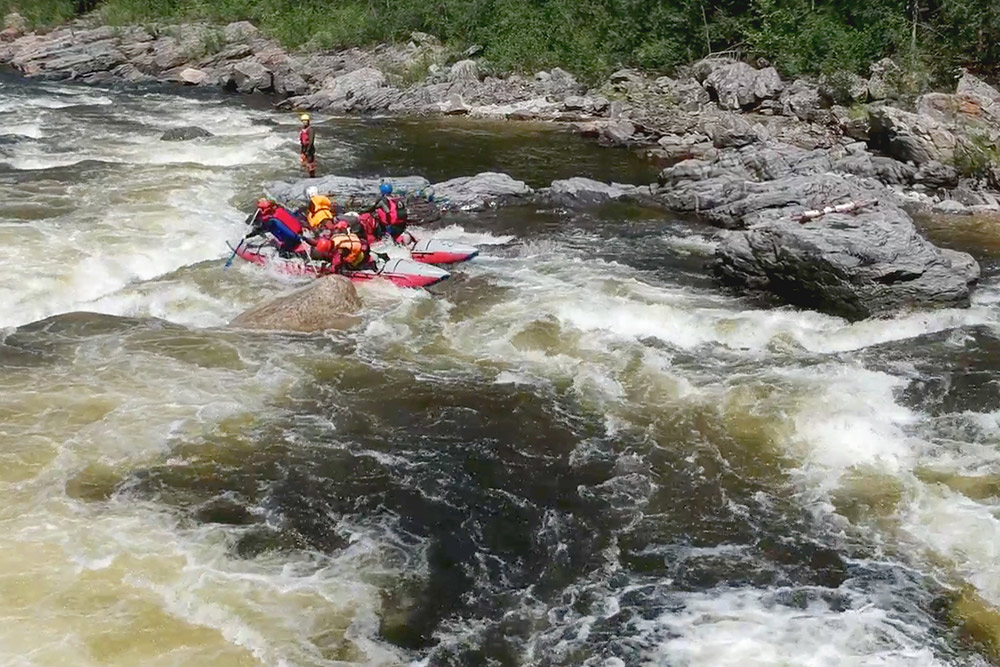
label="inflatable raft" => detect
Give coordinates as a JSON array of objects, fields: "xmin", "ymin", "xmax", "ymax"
[
  {"xmin": 406, "ymin": 238, "xmax": 479, "ymax": 264},
  {"xmin": 230, "ymin": 242, "xmax": 450, "ymax": 288}
]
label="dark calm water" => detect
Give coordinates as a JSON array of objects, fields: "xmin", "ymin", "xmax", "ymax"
[{"xmin": 1, "ymin": 72, "xmax": 999, "ymax": 666}]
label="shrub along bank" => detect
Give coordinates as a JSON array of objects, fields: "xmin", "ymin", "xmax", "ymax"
[{"xmin": 4, "ymin": 0, "xmax": 1000, "ymax": 83}]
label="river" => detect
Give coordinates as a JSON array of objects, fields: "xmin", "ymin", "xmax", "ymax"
[{"xmin": 1, "ymin": 73, "xmax": 1000, "ymax": 666}]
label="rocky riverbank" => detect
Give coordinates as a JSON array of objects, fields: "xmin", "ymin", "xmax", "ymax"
[{"xmin": 3, "ymin": 13, "xmax": 998, "ymax": 319}]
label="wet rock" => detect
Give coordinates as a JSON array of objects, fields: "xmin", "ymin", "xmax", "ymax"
[
  {"xmin": 178, "ymin": 67, "xmax": 209, "ymax": 85},
  {"xmin": 226, "ymin": 57, "xmax": 272, "ymax": 93},
  {"xmin": 712, "ymin": 174, "xmax": 979, "ymax": 319},
  {"xmin": 819, "ymin": 71, "xmax": 869, "ymax": 105},
  {"xmin": 267, "ymin": 175, "xmax": 430, "ymax": 206},
  {"xmin": 160, "ymin": 126, "xmax": 214, "ymax": 141},
  {"xmin": 932, "ymin": 199, "xmax": 970, "ymax": 215},
  {"xmin": 229, "ymin": 275, "xmax": 362, "ymax": 333},
  {"xmin": 868, "ymin": 106, "xmax": 957, "ymax": 166},
  {"xmin": 273, "ymin": 69, "xmax": 309, "ymax": 96},
  {"xmin": 915, "ymin": 160, "xmax": 960, "ymax": 189},
  {"xmin": 449, "ymin": 59, "xmax": 479, "ymax": 83},
  {"xmin": 868, "ymin": 58, "xmax": 902, "ymax": 101},
  {"xmin": 704, "ymin": 62, "xmax": 784, "ymax": 111},
  {"xmin": 546, "ymin": 177, "xmax": 652, "ymax": 207},
  {"xmin": 431, "ymin": 172, "xmax": 532, "ymax": 210},
  {"xmin": 562, "ymin": 95, "xmax": 608, "ymax": 114}
]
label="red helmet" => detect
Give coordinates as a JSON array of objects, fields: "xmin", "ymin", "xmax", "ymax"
[{"xmin": 315, "ymin": 238, "xmax": 332, "ymax": 254}]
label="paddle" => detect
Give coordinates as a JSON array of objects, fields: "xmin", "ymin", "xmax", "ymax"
[{"xmin": 225, "ymin": 207, "xmax": 260, "ymax": 269}]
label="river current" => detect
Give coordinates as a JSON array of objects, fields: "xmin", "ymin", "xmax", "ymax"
[{"xmin": 1, "ymin": 73, "xmax": 1000, "ymax": 666}]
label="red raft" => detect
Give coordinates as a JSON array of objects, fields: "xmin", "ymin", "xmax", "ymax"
[
  {"xmin": 405, "ymin": 238, "xmax": 479, "ymax": 264},
  {"xmin": 230, "ymin": 243, "xmax": 450, "ymax": 288}
]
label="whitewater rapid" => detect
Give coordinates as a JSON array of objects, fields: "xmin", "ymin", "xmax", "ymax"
[{"xmin": 1, "ymin": 74, "xmax": 1000, "ymax": 666}]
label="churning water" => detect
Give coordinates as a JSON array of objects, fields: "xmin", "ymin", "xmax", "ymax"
[{"xmin": 1, "ymin": 72, "xmax": 1000, "ymax": 666}]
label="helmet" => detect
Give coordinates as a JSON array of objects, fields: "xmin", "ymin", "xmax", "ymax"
[
  {"xmin": 300, "ymin": 113, "xmax": 310, "ymax": 122},
  {"xmin": 379, "ymin": 182, "xmax": 392, "ymax": 196},
  {"xmin": 306, "ymin": 186, "xmax": 319, "ymax": 199},
  {"xmin": 315, "ymin": 237, "xmax": 332, "ymax": 254}
]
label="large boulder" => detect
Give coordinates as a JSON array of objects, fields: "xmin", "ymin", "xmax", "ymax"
[
  {"xmin": 289, "ymin": 67, "xmax": 398, "ymax": 113},
  {"xmin": 266, "ymin": 175, "xmax": 431, "ymax": 206},
  {"xmin": 226, "ymin": 58, "xmax": 272, "ymax": 93},
  {"xmin": 178, "ymin": 67, "xmax": 210, "ymax": 85},
  {"xmin": 703, "ymin": 62, "xmax": 784, "ymax": 111},
  {"xmin": 545, "ymin": 177, "xmax": 652, "ymax": 207},
  {"xmin": 229, "ymin": 276, "xmax": 362, "ymax": 333},
  {"xmin": 431, "ymin": 172, "xmax": 532, "ymax": 210},
  {"xmin": 868, "ymin": 106, "xmax": 957, "ymax": 166},
  {"xmin": 715, "ymin": 190, "xmax": 979, "ymax": 320},
  {"xmin": 449, "ymin": 59, "xmax": 479, "ymax": 83},
  {"xmin": 956, "ymin": 71, "xmax": 1000, "ymax": 106},
  {"xmin": 779, "ymin": 79, "xmax": 824, "ymax": 122}
]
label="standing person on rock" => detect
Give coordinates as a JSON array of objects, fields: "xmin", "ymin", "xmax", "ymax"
[{"xmin": 299, "ymin": 113, "xmax": 316, "ymax": 178}]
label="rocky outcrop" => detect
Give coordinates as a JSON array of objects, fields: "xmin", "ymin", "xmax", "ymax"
[
  {"xmin": 653, "ymin": 136, "xmax": 979, "ymax": 319},
  {"xmin": 229, "ymin": 275, "xmax": 362, "ymax": 332},
  {"xmin": 545, "ymin": 177, "xmax": 653, "ymax": 207},
  {"xmin": 266, "ymin": 175, "xmax": 431, "ymax": 206},
  {"xmin": 868, "ymin": 106, "xmax": 957, "ymax": 166},
  {"xmin": 704, "ymin": 62, "xmax": 784, "ymax": 111},
  {"xmin": 431, "ymin": 172, "xmax": 533, "ymax": 210},
  {"xmin": 715, "ymin": 197, "xmax": 979, "ymax": 320},
  {"xmin": 160, "ymin": 126, "xmax": 214, "ymax": 141}
]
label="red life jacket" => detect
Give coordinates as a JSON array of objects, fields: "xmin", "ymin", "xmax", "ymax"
[
  {"xmin": 299, "ymin": 127, "xmax": 311, "ymax": 148},
  {"xmin": 375, "ymin": 197, "xmax": 399, "ymax": 226},
  {"xmin": 273, "ymin": 206, "xmax": 304, "ymax": 235},
  {"xmin": 353, "ymin": 213, "xmax": 382, "ymax": 245}
]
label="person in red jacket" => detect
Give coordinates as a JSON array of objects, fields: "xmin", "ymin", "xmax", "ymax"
[{"xmin": 299, "ymin": 113, "xmax": 316, "ymax": 178}]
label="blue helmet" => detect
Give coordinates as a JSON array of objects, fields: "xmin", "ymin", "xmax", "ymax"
[{"xmin": 379, "ymin": 182, "xmax": 393, "ymax": 196}]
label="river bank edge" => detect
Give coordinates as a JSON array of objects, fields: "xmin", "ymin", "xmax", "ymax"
[{"xmin": 2, "ymin": 12, "xmax": 998, "ymax": 321}]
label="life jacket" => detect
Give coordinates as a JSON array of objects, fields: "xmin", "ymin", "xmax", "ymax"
[
  {"xmin": 331, "ymin": 232, "xmax": 365, "ymax": 267},
  {"xmin": 299, "ymin": 127, "xmax": 311, "ymax": 148},
  {"xmin": 350, "ymin": 213, "xmax": 382, "ymax": 245},
  {"xmin": 374, "ymin": 197, "xmax": 400, "ymax": 226},
  {"xmin": 273, "ymin": 206, "xmax": 304, "ymax": 235},
  {"xmin": 306, "ymin": 195, "xmax": 334, "ymax": 229}
]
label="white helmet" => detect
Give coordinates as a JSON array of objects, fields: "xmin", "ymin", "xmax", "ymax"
[{"xmin": 306, "ymin": 186, "xmax": 319, "ymax": 198}]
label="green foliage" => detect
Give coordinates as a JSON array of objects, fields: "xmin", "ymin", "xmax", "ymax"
[
  {"xmin": 0, "ymin": 0, "xmax": 76, "ymax": 27},
  {"xmin": 954, "ymin": 132, "xmax": 1000, "ymax": 181},
  {"xmin": 10, "ymin": 0, "xmax": 1000, "ymax": 83}
]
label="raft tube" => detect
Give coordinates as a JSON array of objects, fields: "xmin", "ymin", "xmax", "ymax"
[
  {"xmin": 407, "ymin": 238, "xmax": 479, "ymax": 265},
  {"xmin": 231, "ymin": 243, "xmax": 450, "ymax": 288}
]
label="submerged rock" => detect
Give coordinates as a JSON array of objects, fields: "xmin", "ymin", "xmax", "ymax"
[
  {"xmin": 160, "ymin": 126, "xmax": 214, "ymax": 141},
  {"xmin": 229, "ymin": 275, "xmax": 362, "ymax": 333}
]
